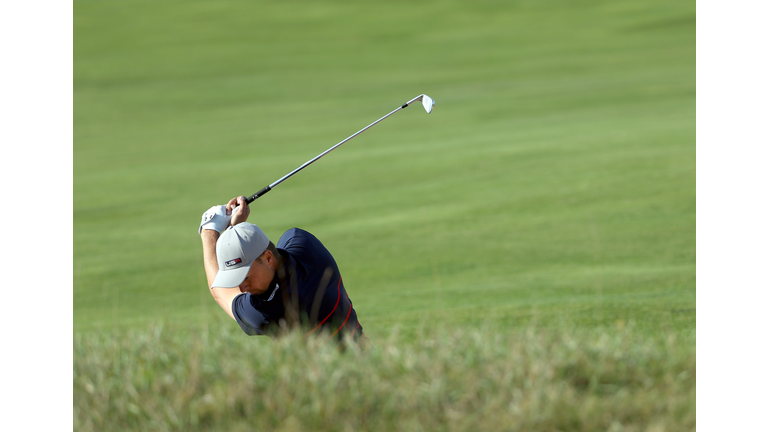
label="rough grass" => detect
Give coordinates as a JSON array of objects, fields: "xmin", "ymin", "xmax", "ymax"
[{"xmin": 74, "ymin": 321, "xmax": 695, "ymax": 431}]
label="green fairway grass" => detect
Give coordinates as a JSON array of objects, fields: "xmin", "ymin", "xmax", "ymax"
[{"xmin": 74, "ymin": 0, "xmax": 694, "ymax": 342}]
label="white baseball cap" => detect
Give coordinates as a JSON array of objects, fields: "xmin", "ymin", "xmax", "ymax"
[{"xmin": 211, "ymin": 223, "xmax": 270, "ymax": 288}]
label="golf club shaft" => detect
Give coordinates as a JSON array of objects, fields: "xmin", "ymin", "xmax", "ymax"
[{"xmin": 244, "ymin": 95, "xmax": 425, "ymax": 204}]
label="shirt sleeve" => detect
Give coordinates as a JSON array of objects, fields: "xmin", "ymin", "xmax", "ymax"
[{"xmin": 232, "ymin": 293, "xmax": 269, "ymax": 336}]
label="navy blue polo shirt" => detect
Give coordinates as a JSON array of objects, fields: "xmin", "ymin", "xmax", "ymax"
[{"xmin": 231, "ymin": 228, "xmax": 364, "ymax": 341}]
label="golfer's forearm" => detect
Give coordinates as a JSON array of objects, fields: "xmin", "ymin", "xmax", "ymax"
[
  {"xmin": 201, "ymin": 230, "xmax": 238, "ymax": 321},
  {"xmin": 201, "ymin": 230, "xmax": 220, "ymax": 288}
]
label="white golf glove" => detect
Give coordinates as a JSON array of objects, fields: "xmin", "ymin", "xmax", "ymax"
[{"xmin": 199, "ymin": 205, "xmax": 231, "ymax": 234}]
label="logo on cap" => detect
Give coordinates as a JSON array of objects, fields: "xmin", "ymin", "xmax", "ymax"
[{"xmin": 225, "ymin": 258, "xmax": 243, "ymax": 267}]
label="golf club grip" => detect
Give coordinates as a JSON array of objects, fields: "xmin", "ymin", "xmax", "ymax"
[{"xmin": 246, "ymin": 186, "xmax": 272, "ymax": 204}]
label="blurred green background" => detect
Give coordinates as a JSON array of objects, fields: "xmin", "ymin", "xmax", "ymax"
[{"xmin": 74, "ymin": 0, "xmax": 695, "ymax": 340}]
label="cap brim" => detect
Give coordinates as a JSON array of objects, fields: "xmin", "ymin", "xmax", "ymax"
[{"xmin": 211, "ymin": 262, "xmax": 253, "ymax": 288}]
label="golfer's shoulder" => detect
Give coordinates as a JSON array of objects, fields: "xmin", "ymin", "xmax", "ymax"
[
  {"xmin": 277, "ymin": 228, "xmax": 333, "ymax": 260},
  {"xmin": 277, "ymin": 227, "xmax": 321, "ymax": 248}
]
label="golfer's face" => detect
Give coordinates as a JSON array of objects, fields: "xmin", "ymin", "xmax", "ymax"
[{"xmin": 239, "ymin": 254, "xmax": 274, "ymax": 295}]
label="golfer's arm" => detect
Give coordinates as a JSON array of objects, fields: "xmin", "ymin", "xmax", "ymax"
[{"xmin": 201, "ymin": 230, "xmax": 238, "ymax": 321}]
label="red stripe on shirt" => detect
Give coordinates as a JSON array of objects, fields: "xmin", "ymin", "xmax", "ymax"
[
  {"xmin": 328, "ymin": 294, "xmax": 353, "ymax": 339},
  {"xmin": 304, "ymin": 277, "xmax": 341, "ymax": 337}
]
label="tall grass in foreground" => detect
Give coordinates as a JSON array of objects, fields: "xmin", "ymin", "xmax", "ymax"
[{"xmin": 74, "ymin": 323, "xmax": 694, "ymax": 431}]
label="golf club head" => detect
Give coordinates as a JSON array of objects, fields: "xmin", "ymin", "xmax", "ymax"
[{"xmin": 421, "ymin": 94, "xmax": 435, "ymax": 113}]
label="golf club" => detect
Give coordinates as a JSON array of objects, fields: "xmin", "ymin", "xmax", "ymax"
[{"xmin": 243, "ymin": 94, "xmax": 435, "ymax": 204}]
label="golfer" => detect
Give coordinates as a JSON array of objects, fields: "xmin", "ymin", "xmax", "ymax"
[{"xmin": 199, "ymin": 196, "xmax": 365, "ymax": 342}]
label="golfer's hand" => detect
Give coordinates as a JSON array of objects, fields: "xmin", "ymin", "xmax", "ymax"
[
  {"xmin": 226, "ymin": 196, "xmax": 251, "ymax": 226},
  {"xmin": 199, "ymin": 205, "xmax": 232, "ymax": 234}
]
